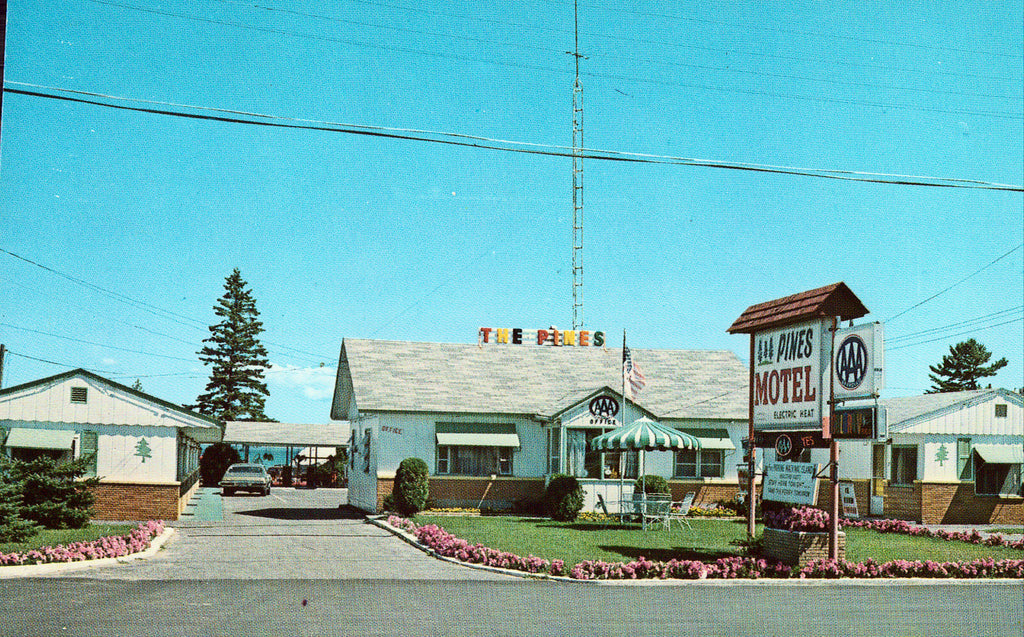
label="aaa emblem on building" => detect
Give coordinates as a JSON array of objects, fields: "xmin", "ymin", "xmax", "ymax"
[{"xmin": 589, "ymin": 395, "xmax": 619, "ymax": 418}]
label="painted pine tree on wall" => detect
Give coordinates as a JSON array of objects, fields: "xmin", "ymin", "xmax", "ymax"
[{"xmin": 194, "ymin": 269, "xmax": 272, "ymax": 421}]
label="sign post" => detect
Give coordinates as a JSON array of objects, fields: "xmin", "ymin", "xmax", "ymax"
[{"xmin": 728, "ymin": 283, "xmax": 872, "ymax": 552}]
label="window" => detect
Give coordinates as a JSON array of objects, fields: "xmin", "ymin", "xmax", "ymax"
[
  {"xmin": 436, "ymin": 445, "xmax": 514, "ymax": 476},
  {"xmin": 995, "ymin": 404, "xmax": 1008, "ymax": 418},
  {"xmin": 674, "ymin": 449, "xmax": 724, "ymax": 478},
  {"xmin": 976, "ymin": 456, "xmax": 1022, "ymax": 496},
  {"xmin": 890, "ymin": 445, "xmax": 918, "ymax": 485},
  {"xmin": 362, "ymin": 430, "xmax": 372, "ymax": 473},
  {"xmin": 81, "ymin": 431, "xmax": 98, "ymax": 477},
  {"xmin": 565, "ymin": 428, "xmax": 636, "ymax": 479},
  {"xmin": 70, "ymin": 387, "xmax": 88, "ymax": 404},
  {"xmin": 957, "ymin": 438, "xmax": 973, "ymax": 480},
  {"xmin": 547, "ymin": 428, "xmax": 560, "ymax": 475}
]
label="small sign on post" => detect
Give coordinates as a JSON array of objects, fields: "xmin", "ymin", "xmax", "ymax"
[
  {"xmin": 839, "ymin": 482, "xmax": 859, "ymax": 518},
  {"xmin": 762, "ymin": 461, "xmax": 821, "ymax": 506}
]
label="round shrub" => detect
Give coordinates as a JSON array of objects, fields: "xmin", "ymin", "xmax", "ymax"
[
  {"xmin": 545, "ymin": 474, "xmax": 584, "ymax": 522},
  {"xmin": 393, "ymin": 457, "xmax": 429, "ymax": 516},
  {"xmin": 634, "ymin": 474, "xmax": 668, "ymax": 495}
]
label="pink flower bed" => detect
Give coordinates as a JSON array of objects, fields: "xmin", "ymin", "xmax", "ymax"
[
  {"xmin": 0, "ymin": 521, "xmax": 165, "ymax": 567},
  {"xmin": 386, "ymin": 514, "xmax": 1024, "ymax": 580},
  {"xmin": 767, "ymin": 506, "xmax": 1024, "ymax": 550}
]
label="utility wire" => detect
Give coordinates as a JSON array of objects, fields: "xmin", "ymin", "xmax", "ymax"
[
  {"xmin": 4, "ymin": 350, "xmax": 123, "ymax": 375},
  {"xmin": 210, "ymin": 0, "xmax": 1021, "ymax": 101},
  {"xmin": 86, "ymin": 1, "xmax": 1024, "ymax": 118},
  {"xmin": 885, "ymin": 243, "xmax": 1024, "ymax": 322},
  {"xmin": 6, "ymin": 84, "xmax": 1022, "ymax": 191},
  {"xmin": 887, "ymin": 306, "xmax": 1023, "ymax": 342},
  {"xmin": 0, "ymin": 322, "xmax": 196, "ymax": 362},
  {"xmin": 887, "ymin": 317, "xmax": 1023, "ymax": 351}
]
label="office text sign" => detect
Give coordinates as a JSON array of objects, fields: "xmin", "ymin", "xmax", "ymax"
[{"xmin": 753, "ymin": 319, "xmax": 826, "ymax": 430}]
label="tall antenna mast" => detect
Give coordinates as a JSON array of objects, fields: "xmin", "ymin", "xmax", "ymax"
[{"xmin": 571, "ymin": 0, "xmax": 585, "ymax": 330}]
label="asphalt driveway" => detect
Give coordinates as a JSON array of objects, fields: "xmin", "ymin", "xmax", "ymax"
[{"xmin": 48, "ymin": 487, "xmax": 511, "ymax": 581}]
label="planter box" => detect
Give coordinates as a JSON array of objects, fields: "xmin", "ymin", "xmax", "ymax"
[{"xmin": 763, "ymin": 527, "xmax": 846, "ymax": 566}]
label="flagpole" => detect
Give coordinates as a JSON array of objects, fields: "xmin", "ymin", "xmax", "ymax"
[{"xmin": 621, "ymin": 330, "xmax": 627, "ymax": 511}]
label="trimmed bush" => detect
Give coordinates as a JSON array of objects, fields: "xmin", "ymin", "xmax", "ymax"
[
  {"xmin": 545, "ymin": 474, "xmax": 584, "ymax": 522},
  {"xmin": 634, "ymin": 474, "xmax": 668, "ymax": 495},
  {"xmin": 200, "ymin": 443, "xmax": 241, "ymax": 486},
  {"xmin": 393, "ymin": 457, "xmax": 429, "ymax": 516}
]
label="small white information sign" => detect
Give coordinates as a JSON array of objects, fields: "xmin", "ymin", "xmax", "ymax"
[
  {"xmin": 763, "ymin": 461, "xmax": 820, "ymax": 506},
  {"xmin": 840, "ymin": 482, "xmax": 859, "ymax": 518}
]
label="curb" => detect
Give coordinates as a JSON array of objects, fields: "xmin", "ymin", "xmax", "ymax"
[
  {"xmin": 369, "ymin": 516, "xmax": 1024, "ymax": 586},
  {"xmin": 0, "ymin": 527, "xmax": 175, "ymax": 579}
]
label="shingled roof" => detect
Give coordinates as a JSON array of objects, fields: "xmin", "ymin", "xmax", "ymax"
[
  {"xmin": 727, "ymin": 282, "xmax": 869, "ymax": 334},
  {"xmin": 332, "ymin": 339, "xmax": 748, "ymax": 421}
]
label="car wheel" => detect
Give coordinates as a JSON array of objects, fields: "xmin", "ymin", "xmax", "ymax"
[{"xmin": 223, "ymin": 488, "xmax": 234, "ymax": 496}]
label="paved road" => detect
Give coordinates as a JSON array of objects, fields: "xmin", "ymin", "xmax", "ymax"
[
  {"xmin": 3, "ymin": 488, "xmax": 1021, "ymax": 636},
  {"xmin": 2, "ymin": 579, "xmax": 1021, "ymax": 636},
  {"xmin": 51, "ymin": 487, "xmax": 511, "ymax": 581}
]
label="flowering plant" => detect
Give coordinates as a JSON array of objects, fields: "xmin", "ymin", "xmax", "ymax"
[{"xmin": 0, "ymin": 521, "xmax": 164, "ymax": 567}]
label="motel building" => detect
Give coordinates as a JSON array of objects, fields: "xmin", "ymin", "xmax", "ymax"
[
  {"xmin": 0, "ymin": 369, "xmax": 222, "ymax": 521},
  {"xmin": 331, "ymin": 333, "xmax": 750, "ymax": 513},
  {"xmin": 801, "ymin": 389, "xmax": 1023, "ymax": 525}
]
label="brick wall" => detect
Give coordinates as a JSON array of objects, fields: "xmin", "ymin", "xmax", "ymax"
[
  {"xmin": 91, "ymin": 482, "xmax": 180, "ymax": 521},
  {"xmin": 920, "ymin": 483, "xmax": 1024, "ymax": 525},
  {"xmin": 667, "ymin": 481, "xmax": 740, "ymax": 507},
  {"xmin": 762, "ymin": 527, "xmax": 846, "ymax": 567},
  {"xmin": 376, "ymin": 476, "xmax": 547, "ymax": 511},
  {"xmin": 884, "ymin": 483, "xmax": 922, "ymax": 522}
]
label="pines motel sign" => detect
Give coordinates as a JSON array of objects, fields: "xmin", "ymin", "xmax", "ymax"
[{"xmin": 753, "ymin": 319, "xmax": 827, "ymax": 430}]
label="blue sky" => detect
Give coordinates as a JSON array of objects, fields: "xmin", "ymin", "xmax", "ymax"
[{"xmin": 1, "ymin": 1, "xmax": 1021, "ymax": 423}]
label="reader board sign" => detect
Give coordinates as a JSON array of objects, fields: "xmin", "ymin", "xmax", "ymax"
[
  {"xmin": 833, "ymin": 322, "xmax": 885, "ymax": 401},
  {"xmin": 753, "ymin": 319, "xmax": 828, "ymax": 431},
  {"xmin": 763, "ymin": 461, "xmax": 821, "ymax": 506}
]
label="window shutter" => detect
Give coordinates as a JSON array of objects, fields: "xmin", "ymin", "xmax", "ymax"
[{"xmin": 81, "ymin": 431, "xmax": 99, "ymax": 476}]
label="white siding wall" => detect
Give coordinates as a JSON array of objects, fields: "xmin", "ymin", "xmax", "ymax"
[
  {"xmin": 0, "ymin": 376, "xmax": 201, "ymax": 429},
  {"xmin": 347, "ymin": 416, "xmax": 379, "ymax": 512},
  {"xmin": 368, "ymin": 411, "xmax": 546, "ymax": 478},
  {"xmin": 897, "ymin": 397, "xmax": 1022, "ymax": 436},
  {"xmin": 1, "ymin": 421, "xmax": 178, "ymax": 482}
]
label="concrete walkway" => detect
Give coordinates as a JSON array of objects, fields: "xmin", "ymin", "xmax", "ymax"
[{"xmin": 45, "ymin": 487, "xmax": 512, "ymax": 581}]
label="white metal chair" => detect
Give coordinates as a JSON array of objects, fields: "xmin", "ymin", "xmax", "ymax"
[
  {"xmin": 642, "ymin": 493, "xmax": 671, "ymax": 530},
  {"xmin": 665, "ymin": 492, "xmax": 696, "ymax": 531}
]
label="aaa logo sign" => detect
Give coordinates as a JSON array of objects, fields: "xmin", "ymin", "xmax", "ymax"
[{"xmin": 835, "ymin": 334, "xmax": 868, "ymax": 390}]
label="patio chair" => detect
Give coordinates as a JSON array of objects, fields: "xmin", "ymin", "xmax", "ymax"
[
  {"xmin": 642, "ymin": 493, "xmax": 672, "ymax": 530},
  {"xmin": 665, "ymin": 492, "xmax": 696, "ymax": 531},
  {"xmin": 595, "ymin": 493, "xmax": 613, "ymax": 528}
]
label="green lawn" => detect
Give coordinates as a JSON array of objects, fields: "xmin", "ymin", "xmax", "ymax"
[
  {"xmin": 0, "ymin": 524, "xmax": 134, "ymax": 555},
  {"xmin": 412, "ymin": 515, "xmax": 1024, "ymax": 565}
]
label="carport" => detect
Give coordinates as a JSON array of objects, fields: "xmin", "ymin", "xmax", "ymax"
[{"xmin": 222, "ymin": 421, "xmax": 351, "ymax": 484}]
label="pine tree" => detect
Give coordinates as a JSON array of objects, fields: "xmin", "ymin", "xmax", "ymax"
[
  {"xmin": 927, "ymin": 338, "xmax": 1009, "ymax": 393},
  {"xmin": 194, "ymin": 269, "xmax": 272, "ymax": 421},
  {"xmin": 0, "ymin": 458, "xmax": 39, "ymax": 542}
]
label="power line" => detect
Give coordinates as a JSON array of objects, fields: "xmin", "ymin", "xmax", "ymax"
[
  {"xmin": 6, "ymin": 84, "xmax": 1022, "ymax": 191},
  {"xmin": 885, "ymin": 243, "xmax": 1024, "ymax": 322},
  {"xmin": 4, "ymin": 350, "xmax": 124, "ymax": 375},
  {"xmin": 887, "ymin": 306, "xmax": 1024, "ymax": 342},
  {"xmin": 0, "ymin": 322, "xmax": 197, "ymax": 362},
  {"xmin": 1, "ymin": 244, "xmax": 329, "ymax": 364},
  {"xmin": 887, "ymin": 317, "xmax": 1023, "ymax": 351},
  {"xmin": 207, "ymin": 0, "xmax": 1021, "ymax": 102},
  {"xmin": 308, "ymin": 0, "xmax": 1022, "ymax": 83},
  {"xmin": 85, "ymin": 1, "xmax": 1024, "ymax": 118}
]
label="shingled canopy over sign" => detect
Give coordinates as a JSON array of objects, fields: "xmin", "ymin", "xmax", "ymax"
[{"xmin": 727, "ymin": 282, "xmax": 869, "ymax": 334}]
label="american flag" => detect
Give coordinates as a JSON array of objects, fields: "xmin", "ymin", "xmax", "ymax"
[{"xmin": 623, "ymin": 345, "xmax": 646, "ymax": 401}]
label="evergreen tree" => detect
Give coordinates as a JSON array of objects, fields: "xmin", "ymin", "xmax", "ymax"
[
  {"xmin": 0, "ymin": 458, "xmax": 39, "ymax": 542},
  {"xmin": 927, "ymin": 338, "xmax": 1009, "ymax": 393},
  {"xmin": 9, "ymin": 456, "xmax": 99, "ymax": 529},
  {"xmin": 194, "ymin": 269, "xmax": 272, "ymax": 421}
]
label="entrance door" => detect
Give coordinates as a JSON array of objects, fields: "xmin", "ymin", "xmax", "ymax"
[{"xmin": 870, "ymin": 443, "xmax": 885, "ymax": 516}]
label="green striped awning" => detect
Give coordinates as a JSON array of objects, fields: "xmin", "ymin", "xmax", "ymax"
[
  {"xmin": 590, "ymin": 417, "xmax": 701, "ymax": 452},
  {"xmin": 4, "ymin": 427, "xmax": 76, "ymax": 450}
]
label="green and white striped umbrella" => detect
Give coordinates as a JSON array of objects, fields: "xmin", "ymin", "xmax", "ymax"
[{"xmin": 590, "ymin": 417, "xmax": 701, "ymax": 452}]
